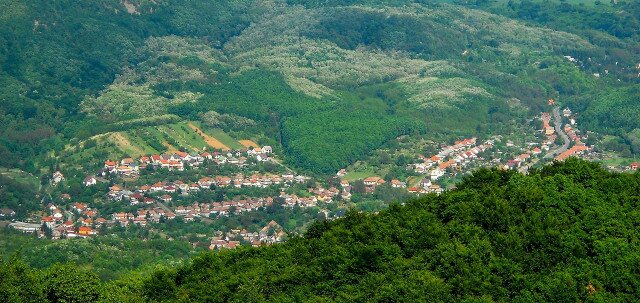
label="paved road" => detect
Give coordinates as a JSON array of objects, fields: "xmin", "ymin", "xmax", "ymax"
[{"xmin": 544, "ymin": 107, "xmax": 571, "ymax": 159}]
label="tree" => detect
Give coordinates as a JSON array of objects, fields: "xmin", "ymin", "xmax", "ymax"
[{"xmin": 43, "ymin": 264, "xmax": 101, "ymax": 303}]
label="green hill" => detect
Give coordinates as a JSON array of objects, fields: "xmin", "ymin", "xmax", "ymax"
[
  {"xmin": 2, "ymin": 0, "xmax": 638, "ymax": 174},
  {"xmin": 3, "ymin": 159, "xmax": 640, "ymax": 302}
]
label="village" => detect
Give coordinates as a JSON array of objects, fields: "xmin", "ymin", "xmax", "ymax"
[
  {"xmin": 7, "ymin": 104, "xmax": 640, "ymax": 251},
  {"xmin": 9, "ymin": 143, "xmax": 349, "ymax": 250},
  {"xmin": 333, "ymin": 102, "xmax": 612, "ymax": 200}
]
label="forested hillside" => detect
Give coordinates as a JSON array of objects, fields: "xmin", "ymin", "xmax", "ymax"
[
  {"xmin": 1, "ymin": 0, "xmax": 638, "ymax": 176},
  {"xmin": 1, "ymin": 2, "xmax": 640, "ymax": 300},
  {"xmin": 3, "ymin": 159, "xmax": 640, "ymax": 302}
]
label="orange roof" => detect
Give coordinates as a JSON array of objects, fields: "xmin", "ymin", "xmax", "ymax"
[
  {"xmin": 555, "ymin": 145, "xmax": 588, "ymax": 161},
  {"xmin": 364, "ymin": 176, "xmax": 382, "ymax": 183}
]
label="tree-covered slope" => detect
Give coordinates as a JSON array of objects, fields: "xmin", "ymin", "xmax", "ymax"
[
  {"xmin": 3, "ymin": 159, "xmax": 640, "ymax": 302},
  {"xmin": 1, "ymin": 0, "xmax": 638, "ymax": 176}
]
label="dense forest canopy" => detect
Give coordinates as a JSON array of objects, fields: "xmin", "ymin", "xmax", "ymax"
[{"xmin": 3, "ymin": 159, "xmax": 640, "ymax": 302}]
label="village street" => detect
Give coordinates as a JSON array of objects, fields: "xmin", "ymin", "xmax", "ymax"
[{"xmin": 544, "ymin": 107, "xmax": 571, "ymax": 159}]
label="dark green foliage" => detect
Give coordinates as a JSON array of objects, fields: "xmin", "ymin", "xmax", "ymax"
[
  {"xmin": 43, "ymin": 264, "xmax": 101, "ymax": 303},
  {"xmin": 0, "ymin": 0, "xmax": 257, "ymax": 169},
  {"xmin": 582, "ymin": 85, "xmax": 640, "ymax": 134},
  {"xmin": 4, "ymin": 159, "xmax": 640, "ymax": 301},
  {"xmin": 0, "ymin": 256, "xmax": 45, "ymax": 303},
  {"xmin": 167, "ymin": 69, "xmax": 424, "ymax": 173},
  {"xmin": 0, "ymin": 231, "xmax": 195, "ymax": 281},
  {"xmin": 0, "ymin": 173, "xmax": 39, "ymax": 218},
  {"xmin": 143, "ymin": 159, "xmax": 640, "ymax": 301}
]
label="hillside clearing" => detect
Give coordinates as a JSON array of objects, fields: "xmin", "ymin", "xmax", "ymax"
[{"xmin": 187, "ymin": 123, "xmax": 230, "ymax": 151}]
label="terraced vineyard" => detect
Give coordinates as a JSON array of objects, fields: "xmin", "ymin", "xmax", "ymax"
[{"xmin": 60, "ymin": 122, "xmax": 252, "ymax": 168}]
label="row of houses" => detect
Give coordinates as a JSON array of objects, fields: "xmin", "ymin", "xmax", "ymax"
[
  {"xmin": 505, "ymin": 147, "xmax": 543, "ymax": 170},
  {"xmin": 209, "ymin": 220, "xmax": 285, "ymax": 250},
  {"xmin": 415, "ymin": 138, "xmax": 494, "ymax": 181},
  {"xmin": 100, "ymin": 148, "xmax": 273, "ymax": 177},
  {"xmin": 106, "ymin": 173, "xmax": 310, "ymax": 203}
]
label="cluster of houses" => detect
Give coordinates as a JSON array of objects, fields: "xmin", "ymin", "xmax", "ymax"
[
  {"xmin": 505, "ymin": 147, "xmax": 543, "ymax": 170},
  {"xmin": 209, "ymin": 221, "xmax": 285, "ymax": 250},
  {"xmin": 10, "ymin": 203, "xmax": 108, "ymax": 239},
  {"xmin": 556, "ymin": 109, "xmax": 591, "ymax": 161},
  {"xmin": 414, "ymin": 138, "xmax": 494, "ymax": 181},
  {"xmin": 541, "ymin": 112, "xmax": 556, "ymax": 137},
  {"xmin": 98, "ymin": 147, "xmax": 273, "ymax": 177},
  {"xmin": 106, "ymin": 173, "xmax": 310, "ymax": 203},
  {"xmin": 118, "ymin": 187, "xmax": 345, "ymax": 226}
]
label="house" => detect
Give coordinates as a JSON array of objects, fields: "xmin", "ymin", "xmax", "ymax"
[
  {"xmin": 201, "ymin": 152, "xmax": 212, "ymax": 160},
  {"xmin": 430, "ymin": 168, "xmax": 444, "ymax": 180},
  {"xmin": 161, "ymin": 194, "xmax": 173, "ymax": 203},
  {"xmin": 0, "ymin": 208, "xmax": 16, "ymax": 217},
  {"xmin": 151, "ymin": 182, "xmax": 165, "ymax": 192},
  {"xmin": 83, "ymin": 176, "xmax": 97, "ymax": 187},
  {"xmin": 72, "ymin": 202, "xmax": 88, "ymax": 212},
  {"xmin": 41, "ymin": 216, "xmax": 56, "ymax": 228},
  {"xmin": 78, "ymin": 226, "xmax": 96, "ymax": 237},
  {"xmin": 52, "ymin": 171, "xmax": 65, "ymax": 185},
  {"xmin": 104, "ymin": 160, "xmax": 117, "ymax": 171},
  {"xmin": 340, "ymin": 180, "xmax": 350, "ymax": 188},
  {"xmin": 363, "ymin": 177, "xmax": 384, "ymax": 187},
  {"xmin": 262, "ymin": 146, "xmax": 273, "ymax": 154},
  {"xmin": 256, "ymin": 153, "xmax": 269, "ymax": 162},
  {"xmin": 563, "ymin": 108, "xmax": 572, "ymax": 117},
  {"xmin": 419, "ymin": 178, "xmax": 432, "ymax": 189},
  {"xmin": 390, "ymin": 179, "xmax": 406, "ymax": 188},
  {"xmin": 630, "ymin": 162, "xmax": 639, "ymax": 170}
]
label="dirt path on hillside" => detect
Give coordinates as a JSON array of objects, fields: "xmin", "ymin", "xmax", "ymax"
[{"xmin": 187, "ymin": 123, "xmax": 230, "ymax": 151}]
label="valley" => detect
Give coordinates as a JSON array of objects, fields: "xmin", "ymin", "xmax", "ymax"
[{"xmin": 0, "ymin": 0, "xmax": 639, "ymax": 301}]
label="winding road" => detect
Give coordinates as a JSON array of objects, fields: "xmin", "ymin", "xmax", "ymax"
[{"xmin": 543, "ymin": 107, "xmax": 571, "ymax": 159}]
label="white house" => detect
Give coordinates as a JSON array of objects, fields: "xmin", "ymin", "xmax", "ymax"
[
  {"xmin": 52, "ymin": 171, "xmax": 65, "ymax": 185},
  {"xmin": 83, "ymin": 176, "xmax": 97, "ymax": 187}
]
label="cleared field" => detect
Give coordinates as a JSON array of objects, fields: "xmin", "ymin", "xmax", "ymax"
[
  {"xmin": 187, "ymin": 123, "xmax": 230, "ymax": 151},
  {"xmin": 342, "ymin": 169, "xmax": 376, "ymax": 182},
  {"xmin": 160, "ymin": 124, "xmax": 208, "ymax": 151},
  {"xmin": 208, "ymin": 129, "xmax": 245, "ymax": 150},
  {"xmin": 169, "ymin": 124, "xmax": 209, "ymax": 150},
  {"xmin": 67, "ymin": 123, "xmax": 245, "ymax": 165},
  {"xmin": 109, "ymin": 133, "xmax": 148, "ymax": 157},
  {"xmin": 239, "ymin": 140, "xmax": 260, "ymax": 149},
  {"xmin": 124, "ymin": 132, "xmax": 160, "ymax": 155},
  {"xmin": 0, "ymin": 168, "xmax": 40, "ymax": 188}
]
